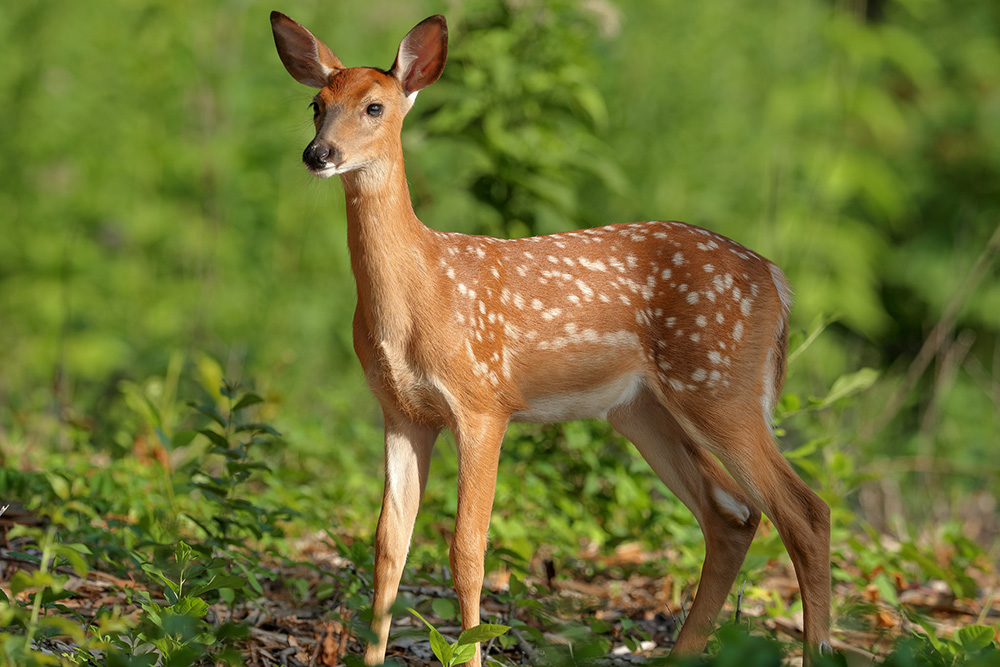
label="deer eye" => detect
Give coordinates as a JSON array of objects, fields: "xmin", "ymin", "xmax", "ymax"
[
  {"xmin": 309, "ymin": 101, "xmax": 320, "ymax": 118},
  {"xmin": 366, "ymin": 103, "xmax": 383, "ymax": 118}
]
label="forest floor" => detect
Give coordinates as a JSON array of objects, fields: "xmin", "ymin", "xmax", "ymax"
[{"xmin": 10, "ymin": 523, "xmax": 997, "ymax": 666}]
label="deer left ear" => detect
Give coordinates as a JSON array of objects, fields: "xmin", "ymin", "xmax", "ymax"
[
  {"xmin": 390, "ymin": 15, "xmax": 448, "ymax": 99},
  {"xmin": 271, "ymin": 11, "xmax": 345, "ymax": 89}
]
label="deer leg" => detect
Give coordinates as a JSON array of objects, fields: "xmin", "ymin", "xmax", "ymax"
[
  {"xmin": 364, "ymin": 409, "xmax": 439, "ymax": 666},
  {"xmin": 449, "ymin": 414, "xmax": 507, "ymax": 666},
  {"xmin": 707, "ymin": 417, "xmax": 832, "ymax": 658},
  {"xmin": 609, "ymin": 389, "xmax": 761, "ymax": 656}
]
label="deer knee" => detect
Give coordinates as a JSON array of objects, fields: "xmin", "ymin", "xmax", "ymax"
[{"xmin": 710, "ymin": 486, "xmax": 759, "ymax": 531}]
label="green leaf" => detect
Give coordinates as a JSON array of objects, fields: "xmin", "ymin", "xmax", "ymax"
[
  {"xmin": 432, "ymin": 597, "xmax": 457, "ymax": 621},
  {"xmin": 198, "ymin": 428, "xmax": 230, "ymax": 450},
  {"xmin": 9, "ymin": 570, "xmax": 55, "ymax": 597},
  {"xmin": 54, "ymin": 544, "xmax": 90, "ymax": 578},
  {"xmin": 955, "ymin": 625, "xmax": 995, "ymax": 652},
  {"xmin": 815, "ymin": 367, "xmax": 880, "ymax": 407},
  {"xmin": 429, "ymin": 628, "xmax": 453, "ymax": 665},
  {"xmin": 192, "ymin": 404, "xmax": 226, "ymax": 429},
  {"xmin": 450, "ymin": 642, "xmax": 477, "ymax": 665},
  {"xmin": 188, "ymin": 574, "xmax": 246, "ymax": 598},
  {"xmin": 457, "ymin": 623, "xmax": 511, "ymax": 645},
  {"xmin": 232, "ymin": 393, "xmax": 264, "ymax": 412},
  {"xmin": 872, "ymin": 572, "xmax": 899, "ymax": 607},
  {"xmin": 409, "ymin": 608, "xmax": 456, "ymax": 664},
  {"xmin": 169, "ymin": 596, "xmax": 209, "ymax": 618},
  {"xmin": 235, "ymin": 422, "xmax": 281, "ymax": 436},
  {"xmin": 233, "ymin": 559, "xmax": 264, "ymax": 596},
  {"xmin": 37, "ymin": 615, "xmax": 87, "ymax": 642},
  {"xmin": 172, "ymin": 429, "xmax": 198, "ymax": 449}
]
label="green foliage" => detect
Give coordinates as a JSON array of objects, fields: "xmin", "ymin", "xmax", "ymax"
[
  {"xmin": 114, "ymin": 540, "xmax": 248, "ymax": 667},
  {"xmin": 410, "ymin": 0, "xmax": 625, "ymax": 239},
  {"xmin": 2, "ymin": 0, "xmax": 999, "ymax": 663},
  {"xmin": 2, "ymin": 0, "xmax": 998, "ymax": 534},
  {"xmin": 0, "ymin": 382, "xmax": 277, "ymax": 666},
  {"xmin": 0, "ymin": 526, "xmax": 116, "ymax": 667},
  {"xmin": 884, "ymin": 629, "xmax": 1000, "ymax": 667},
  {"xmin": 408, "ymin": 608, "xmax": 510, "ymax": 666},
  {"xmin": 183, "ymin": 379, "xmax": 293, "ymax": 553}
]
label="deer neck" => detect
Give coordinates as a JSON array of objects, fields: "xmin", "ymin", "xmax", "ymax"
[{"xmin": 339, "ymin": 155, "xmax": 436, "ymax": 340}]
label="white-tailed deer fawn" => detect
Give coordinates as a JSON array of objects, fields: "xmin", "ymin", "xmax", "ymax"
[{"xmin": 271, "ymin": 11, "xmax": 832, "ymax": 665}]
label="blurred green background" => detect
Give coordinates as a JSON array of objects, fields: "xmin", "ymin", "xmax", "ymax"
[{"xmin": 2, "ymin": 0, "xmax": 998, "ymax": 552}]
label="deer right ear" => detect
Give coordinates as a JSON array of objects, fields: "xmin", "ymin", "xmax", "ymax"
[
  {"xmin": 390, "ymin": 15, "xmax": 448, "ymax": 98},
  {"xmin": 271, "ymin": 11, "xmax": 344, "ymax": 89}
]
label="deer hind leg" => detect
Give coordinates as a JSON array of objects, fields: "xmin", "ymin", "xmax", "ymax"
[
  {"xmin": 364, "ymin": 408, "xmax": 439, "ymax": 666},
  {"xmin": 706, "ymin": 416, "xmax": 832, "ymax": 656},
  {"xmin": 608, "ymin": 388, "xmax": 761, "ymax": 656}
]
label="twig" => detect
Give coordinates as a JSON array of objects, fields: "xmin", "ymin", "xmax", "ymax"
[
  {"xmin": 735, "ymin": 579, "xmax": 747, "ymax": 624},
  {"xmin": 511, "ymin": 628, "xmax": 542, "ymax": 666}
]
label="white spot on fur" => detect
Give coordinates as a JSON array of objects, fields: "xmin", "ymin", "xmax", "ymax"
[{"xmin": 579, "ymin": 257, "xmax": 607, "ymax": 272}]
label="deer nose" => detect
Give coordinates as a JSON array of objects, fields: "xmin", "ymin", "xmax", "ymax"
[{"xmin": 303, "ymin": 141, "xmax": 341, "ymax": 171}]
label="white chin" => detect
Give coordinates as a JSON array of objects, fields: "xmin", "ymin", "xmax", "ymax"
[{"xmin": 310, "ymin": 165, "xmax": 340, "ymax": 179}]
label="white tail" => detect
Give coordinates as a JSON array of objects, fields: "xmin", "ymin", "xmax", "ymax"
[{"xmin": 271, "ymin": 11, "xmax": 832, "ymax": 665}]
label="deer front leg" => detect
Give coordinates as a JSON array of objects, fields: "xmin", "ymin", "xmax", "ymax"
[
  {"xmin": 364, "ymin": 409, "xmax": 439, "ymax": 666},
  {"xmin": 449, "ymin": 414, "xmax": 507, "ymax": 666}
]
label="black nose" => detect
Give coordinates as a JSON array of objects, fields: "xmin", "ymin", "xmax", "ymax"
[{"xmin": 303, "ymin": 141, "xmax": 341, "ymax": 170}]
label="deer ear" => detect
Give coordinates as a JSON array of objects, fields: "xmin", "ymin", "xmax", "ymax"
[
  {"xmin": 271, "ymin": 11, "xmax": 344, "ymax": 88},
  {"xmin": 390, "ymin": 15, "xmax": 448, "ymax": 98}
]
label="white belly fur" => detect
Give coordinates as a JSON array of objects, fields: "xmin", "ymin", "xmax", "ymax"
[{"xmin": 512, "ymin": 373, "xmax": 644, "ymax": 423}]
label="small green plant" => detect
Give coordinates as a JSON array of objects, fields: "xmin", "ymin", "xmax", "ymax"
[
  {"xmin": 183, "ymin": 380, "xmax": 293, "ymax": 552},
  {"xmin": 888, "ymin": 622, "xmax": 999, "ymax": 667},
  {"xmin": 0, "ymin": 524, "xmax": 124, "ymax": 667},
  {"xmin": 408, "ymin": 608, "xmax": 510, "ymax": 666},
  {"xmin": 108, "ymin": 541, "xmax": 247, "ymax": 667}
]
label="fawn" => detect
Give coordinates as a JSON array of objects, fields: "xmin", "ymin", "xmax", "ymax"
[{"xmin": 270, "ymin": 11, "xmax": 832, "ymax": 665}]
